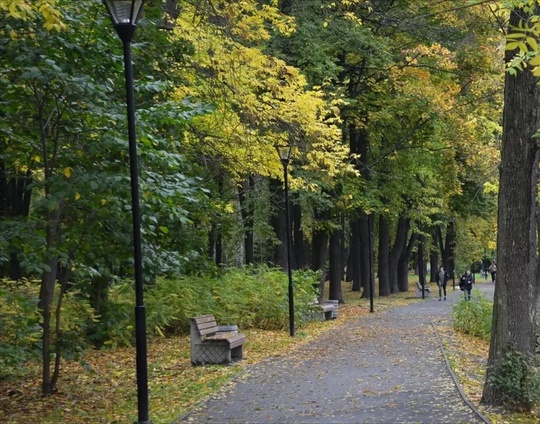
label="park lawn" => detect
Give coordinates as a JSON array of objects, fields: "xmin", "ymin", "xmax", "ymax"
[{"xmin": 0, "ymin": 280, "xmax": 534, "ymax": 423}]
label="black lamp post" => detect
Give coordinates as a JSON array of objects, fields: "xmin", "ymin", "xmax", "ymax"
[
  {"xmin": 368, "ymin": 213, "xmax": 374, "ymax": 312},
  {"xmin": 102, "ymin": 1, "xmax": 151, "ymax": 423},
  {"xmin": 275, "ymin": 143, "xmax": 295, "ymax": 337},
  {"xmin": 418, "ymin": 236, "xmax": 425, "ymax": 299}
]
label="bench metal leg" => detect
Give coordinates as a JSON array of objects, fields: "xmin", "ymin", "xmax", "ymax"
[{"xmin": 191, "ymin": 343, "xmax": 231, "ymax": 365}]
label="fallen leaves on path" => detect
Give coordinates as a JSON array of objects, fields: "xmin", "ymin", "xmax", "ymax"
[{"xmin": 3, "ymin": 282, "xmax": 537, "ymax": 423}]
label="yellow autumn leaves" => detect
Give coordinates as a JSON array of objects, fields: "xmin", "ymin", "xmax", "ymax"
[
  {"xmin": 0, "ymin": 0, "xmax": 65, "ymax": 32},
  {"xmin": 505, "ymin": 15, "xmax": 540, "ymax": 76}
]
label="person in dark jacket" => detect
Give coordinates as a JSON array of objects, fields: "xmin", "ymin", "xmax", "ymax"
[
  {"xmin": 459, "ymin": 269, "xmax": 474, "ymax": 300},
  {"xmin": 437, "ymin": 265, "xmax": 449, "ymax": 301}
]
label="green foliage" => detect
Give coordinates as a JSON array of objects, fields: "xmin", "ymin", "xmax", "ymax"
[
  {"xmin": 0, "ymin": 279, "xmax": 95, "ymax": 378},
  {"xmin": 87, "ymin": 282, "xmax": 134, "ymax": 349},
  {"xmin": 88, "ymin": 266, "xmax": 321, "ymax": 347},
  {"xmin": 488, "ymin": 348, "xmax": 540, "ymax": 412},
  {"xmin": 209, "ymin": 266, "xmax": 319, "ymax": 330},
  {"xmin": 54, "ymin": 289, "xmax": 96, "ymax": 360},
  {"xmin": 0, "ymin": 280, "xmax": 41, "ymax": 379},
  {"xmin": 451, "ymin": 290, "xmax": 493, "ymax": 340}
]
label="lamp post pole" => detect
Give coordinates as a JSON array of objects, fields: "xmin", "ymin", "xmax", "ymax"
[
  {"xmin": 283, "ymin": 160, "xmax": 295, "ymax": 337},
  {"xmin": 418, "ymin": 236, "xmax": 425, "ymax": 299},
  {"xmin": 276, "ymin": 144, "xmax": 295, "ymax": 337},
  {"xmin": 368, "ymin": 213, "xmax": 374, "ymax": 312},
  {"xmin": 102, "ymin": 1, "xmax": 151, "ymax": 423}
]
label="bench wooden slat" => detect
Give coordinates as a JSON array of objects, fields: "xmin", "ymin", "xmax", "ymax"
[
  {"xmin": 192, "ymin": 315, "xmax": 219, "ymax": 336},
  {"xmin": 206, "ymin": 333, "xmax": 247, "ymax": 349},
  {"xmin": 320, "ymin": 304, "xmax": 335, "ymax": 313},
  {"xmin": 198, "ymin": 323, "xmax": 219, "ymax": 335},
  {"xmin": 193, "ymin": 314, "xmax": 216, "ymax": 324}
]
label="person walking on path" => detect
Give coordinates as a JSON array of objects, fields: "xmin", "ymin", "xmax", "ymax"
[
  {"xmin": 437, "ymin": 265, "xmax": 449, "ymax": 301},
  {"xmin": 460, "ymin": 269, "xmax": 474, "ymax": 300},
  {"xmin": 488, "ymin": 261, "xmax": 497, "ymax": 283}
]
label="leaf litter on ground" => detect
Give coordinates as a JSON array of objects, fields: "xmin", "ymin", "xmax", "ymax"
[{"xmin": 1, "ymin": 281, "xmax": 538, "ymax": 423}]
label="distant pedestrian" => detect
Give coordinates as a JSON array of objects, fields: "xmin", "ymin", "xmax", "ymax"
[
  {"xmin": 488, "ymin": 261, "xmax": 497, "ymax": 283},
  {"xmin": 480, "ymin": 262, "xmax": 488, "ymax": 279},
  {"xmin": 437, "ymin": 266, "xmax": 449, "ymax": 301},
  {"xmin": 459, "ymin": 269, "xmax": 474, "ymax": 300}
]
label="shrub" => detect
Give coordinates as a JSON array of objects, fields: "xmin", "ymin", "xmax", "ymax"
[
  {"xmin": 149, "ymin": 265, "xmax": 320, "ymax": 334},
  {"xmin": 488, "ymin": 348, "xmax": 540, "ymax": 412},
  {"xmin": 0, "ymin": 281, "xmax": 41, "ymax": 379},
  {"xmin": 451, "ymin": 289, "xmax": 493, "ymax": 339},
  {"xmin": 0, "ymin": 280, "xmax": 95, "ymax": 377},
  {"xmin": 146, "ymin": 276, "xmax": 216, "ymax": 335}
]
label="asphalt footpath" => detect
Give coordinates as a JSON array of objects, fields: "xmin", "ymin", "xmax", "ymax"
[{"xmin": 178, "ymin": 280, "xmax": 495, "ymax": 424}]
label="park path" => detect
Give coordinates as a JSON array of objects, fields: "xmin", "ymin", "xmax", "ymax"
[{"xmin": 178, "ymin": 281, "xmax": 495, "ymax": 424}]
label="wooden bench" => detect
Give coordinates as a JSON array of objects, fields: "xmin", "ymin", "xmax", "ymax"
[
  {"xmin": 190, "ymin": 314, "xmax": 246, "ymax": 365},
  {"xmin": 415, "ymin": 281, "xmax": 430, "ymax": 298}
]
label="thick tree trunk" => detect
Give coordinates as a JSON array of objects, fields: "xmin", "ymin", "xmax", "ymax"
[
  {"xmin": 446, "ymin": 221, "xmax": 456, "ymax": 279},
  {"xmin": 481, "ymin": 7, "xmax": 540, "ymax": 408},
  {"xmin": 418, "ymin": 235, "xmax": 426, "ymax": 289},
  {"xmin": 345, "ymin": 249, "xmax": 353, "ymax": 282},
  {"xmin": 430, "ymin": 231, "xmax": 439, "ymax": 283},
  {"xmin": 328, "ymin": 226, "xmax": 343, "ymax": 303},
  {"xmin": 311, "ymin": 225, "xmax": 328, "ymax": 301},
  {"xmin": 389, "ymin": 216, "xmax": 409, "ymax": 293},
  {"xmin": 311, "ymin": 228, "xmax": 328, "ymax": 274},
  {"xmin": 350, "ymin": 218, "xmax": 362, "ymax": 291},
  {"xmin": 359, "ymin": 211, "xmax": 371, "ymax": 299},
  {"xmin": 397, "ymin": 233, "xmax": 418, "ymax": 292},
  {"xmin": 349, "ymin": 124, "xmax": 370, "ymax": 292},
  {"xmin": 378, "ymin": 214, "xmax": 391, "ymax": 296},
  {"xmin": 270, "ymin": 178, "xmax": 288, "ymax": 269},
  {"xmin": 436, "ymin": 221, "xmax": 456, "ymax": 278},
  {"xmin": 292, "ymin": 202, "xmax": 306, "ymax": 269},
  {"xmin": 340, "ymin": 214, "xmax": 346, "ymax": 282},
  {"xmin": 311, "ymin": 204, "xmax": 331, "ymax": 298}
]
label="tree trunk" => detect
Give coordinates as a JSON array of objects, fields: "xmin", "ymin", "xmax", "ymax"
[
  {"xmin": 328, "ymin": 225, "xmax": 343, "ymax": 303},
  {"xmin": 238, "ymin": 177, "xmax": 254, "ymax": 265},
  {"xmin": 430, "ymin": 231, "xmax": 439, "ymax": 283},
  {"xmin": 340, "ymin": 214, "xmax": 347, "ymax": 282},
  {"xmin": 39, "ymin": 204, "xmax": 63, "ymax": 395},
  {"xmin": 378, "ymin": 214, "xmax": 390, "ymax": 296},
  {"xmin": 446, "ymin": 221, "xmax": 456, "ymax": 279},
  {"xmin": 292, "ymin": 202, "xmax": 306, "ymax": 269},
  {"xmin": 398, "ymin": 233, "xmax": 418, "ymax": 292},
  {"xmin": 311, "ymin": 224, "xmax": 328, "ymax": 301},
  {"xmin": 481, "ymin": 6, "xmax": 540, "ymax": 408},
  {"xmin": 389, "ymin": 216, "xmax": 409, "ymax": 293},
  {"xmin": 350, "ymin": 218, "xmax": 362, "ymax": 291},
  {"xmin": 359, "ymin": 211, "xmax": 371, "ymax": 299},
  {"xmin": 418, "ymin": 235, "xmax": 426, "ymax": 289},
  {"xmin": 270, "ymin": 177, "xmax": 288, "ymax": 269},
  {"xmin": 349, "ymin": 124, "xmax": 370, "ymax": 292}
]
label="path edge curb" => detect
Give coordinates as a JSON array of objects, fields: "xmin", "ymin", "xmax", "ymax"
[{"xmin": 431, "ymin": 321, "xmax": 492, "ymax": 424}]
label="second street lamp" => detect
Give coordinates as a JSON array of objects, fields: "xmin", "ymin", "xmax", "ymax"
[
  {"xmin": 275, "ymin": 143, "xmax": 295, "ymax": 337},
  {"xmin": 102, "ymin": 1, "xmax": 151, "ymax": 423}
]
